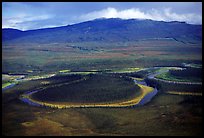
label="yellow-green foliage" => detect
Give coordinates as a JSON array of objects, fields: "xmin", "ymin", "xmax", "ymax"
[
  {"xmin": 25, "ymin": 74, "xmax": 56, "ymax": 81},
  {"xmin": 27, "ymin": 70, "xmax": 33, "ymax": 73},
  {"xmin": 129, "ymin": 77, "xmax": 144, "ymax": 81},
  {"xmin": 167, "ymin": 91, "xmax": 202, "ymax": 96},
  {"xmin": 90, "ymin": 70, "xmax": 98, "ymax": 72},
  {"xmin": 66, "ymin": 72, "xmax": 97, "ymax": 75},
  {"xmin": 111, "ymin": 67, "xmax": 142, "ymax": 73},
  {"xmin": 2, "ymin": 82, "xmax": 13, "ymax": 88},
  {"xmin": 2, "ymin": 74, "xmax": 24, "ymax": 81},
  {"xmin": 59, "ymin": 70, "xmax": 70, "ymax": 73}
]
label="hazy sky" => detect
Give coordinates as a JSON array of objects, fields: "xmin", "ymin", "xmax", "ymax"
[{"xmin": 2, "ymin": 2, "xmax": 202, "ymax": 30}]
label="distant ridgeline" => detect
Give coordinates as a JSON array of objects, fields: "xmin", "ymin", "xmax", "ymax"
[{"xmin": 2, "ymin": 18, "xmax": 202, "ymax": 45}]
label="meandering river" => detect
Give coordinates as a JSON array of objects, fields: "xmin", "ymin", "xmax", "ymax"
[
  {"xmin": 19, "ymin": 75, "xmax": 159, "ymax": 108},
  {"xmin": 3, "ymin": 66, "xmax": 201, "ymax": 108},
  {"xmin": 133, "ymin": 79, "xmax": 158, "ymax": 106}
]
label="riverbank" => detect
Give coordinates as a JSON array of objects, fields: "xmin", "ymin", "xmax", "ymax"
[{"xmin": 20, "ymin": 78, "xmax": 156, "ymax": 109}]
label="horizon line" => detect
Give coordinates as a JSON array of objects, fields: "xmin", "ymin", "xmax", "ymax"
[{"xmin": 2, "ymin": 17, "xmax": 202, "ymax": 31}]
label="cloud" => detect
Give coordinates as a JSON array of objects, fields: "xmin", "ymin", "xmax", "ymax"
[
  {"xmin": 2, "ymin": 13, "xmax": 54, "ymax": 30},
  {"xmin": 2, "ymin": 5, "xmax": 202, "ymax": 30},
  {"xmin": 77, "ymin": 7, "xmax": 202, "ymax": 25}
]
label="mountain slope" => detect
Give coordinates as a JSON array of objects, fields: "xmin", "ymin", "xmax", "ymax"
[
  {"xmin": 2, "ymin": 28, "xmax": 24, "ymax": 41},
  {"xmin": 2, "ymin": 18, "xmax": 202, "ymax": 44}
]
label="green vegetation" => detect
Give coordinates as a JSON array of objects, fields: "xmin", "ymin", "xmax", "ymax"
[
  {"xmin": 155, "ymin": 68, "xmax": 202, "ymax": 82},
  {"xmin": 156, "ymin": 72, "xmax": 194, "ymax": 82},
  {"xmin": 31, "ymin": 74, "xmax": 141, "ymax": 104},
  {"xmin": 27, "ymin": 70, "xmax": 33, "ymax": 73},
  {"xmin": 2, "ymin": 40, "xmax": 202, "ymax": 74},
  {"xmin": 75, "ymin": 93, "xmax": 202, "ymax": 136},
  {"xmin": 64, "ymin": 71, "xmax": 97, "ymax": 75},
  {"xmin": 169, "ymin": 67, "xmax": 202, "ymax": 80},
  {"xmin": 2, "ymin": 39, "xmax": 202, "ymax": 136},
  {"xmin": 110, "ymin": 68, "xmax": 142, "ymax": 73},
  {"xmin": 59, "ymin": 70, "xmax": 70, "ymax": 73},
  {"xmin": 167, "ymin": 91, "xmax": 202, "ymax": 96},
  {"xmin": 20, "ymin": 79, "xmax": 154, "ymax": 109},
  {"xmin": 2, "ymin": 70, "xmax": 202, "ymax": 136},
  {"xmin": 2, "ymin": 82, "xmax": 13, "ymax": 88}
]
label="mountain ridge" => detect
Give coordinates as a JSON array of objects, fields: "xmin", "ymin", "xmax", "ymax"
[{"xmin": 2, "ymin": 18, "xmax": 202, "ymax": 44}]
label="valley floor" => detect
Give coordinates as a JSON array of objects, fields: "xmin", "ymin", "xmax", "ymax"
[{"xmin": 2, "ymin": 66, "xmax": 202, "ymax": 136}]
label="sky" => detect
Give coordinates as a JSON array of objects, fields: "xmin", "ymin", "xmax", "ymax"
[{"xmin": 2, "ymin": 2, "xmax": 202, "ymax": 31}]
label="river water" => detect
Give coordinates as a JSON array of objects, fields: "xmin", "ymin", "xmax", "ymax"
[
  {"xmin": 6, "ymin": 67, "xmax": 172, "ymax": 107},
  {"xmin": 5, "ymin": 66, "xmax": 201, "ymax": 108},
  {"xmin": 2, "ymin": 74, "xmax": 25, "ymax": 92},
  {"xmin": 19, "ymin": 90, "xmax": 43, "ymax": 107},
  {"xmin": 2, "ymin": 83, "xmax": 16, "ymax": 91},
  {"xmin": 15, "ymin": 67, "xmax": 186, "ymax": 108},
  {"xmin": 19, "ymin": 77, "xmax": 159, "ymax": 108},
  {"xmin": 133, "ymin": 79, "xmax": 158, "ymax": 106}
]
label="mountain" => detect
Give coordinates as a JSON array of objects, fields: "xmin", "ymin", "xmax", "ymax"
[
  {"xmin": 2, "ymin": 28, "xmax": 24, "ymax": 41},
  {"xmin": 2, "ymin": 18, "xmax": 202, "ymax": 45}
]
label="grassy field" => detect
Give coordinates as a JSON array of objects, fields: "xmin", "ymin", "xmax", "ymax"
[
  {"xmin": 2, "ymin": 87, "xmax": 202, "ymax": 136},
  {"xmin": 155, "ymin": 72, "xmax": 202, "ymax": 82},
  {"xmin": 2, "ymin": 70, "xmax": 203, "ymax": 136},
  {"xmin": 2, "ymin": 39, "xmax": 202, "ymax": 136},
  {"xmin": 110, "ymin": 68, "xmax": 142, "ymax": 73},
  {"xmin": 2, "ymin": 39, "xmax": 202, "ymax": 74},
  {"xmin": 59, "ymin": 70, "xmax": 70, "ymax": 73}
]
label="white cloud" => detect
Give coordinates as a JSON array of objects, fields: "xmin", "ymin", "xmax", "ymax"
[
  {"xmin": 162, "ymin": 8, "xmax": 202, "ymax": 24},
  {"xmin": 77, "ymin": 7, "xmax": 202, "ymax": 24},
  {"xmin": 2, "ymin": 7, "xmax": 202, "ymax": 30},
  {"xmin": 2, "ymin": 14, "xmax": 53, "ymax": 30}
]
